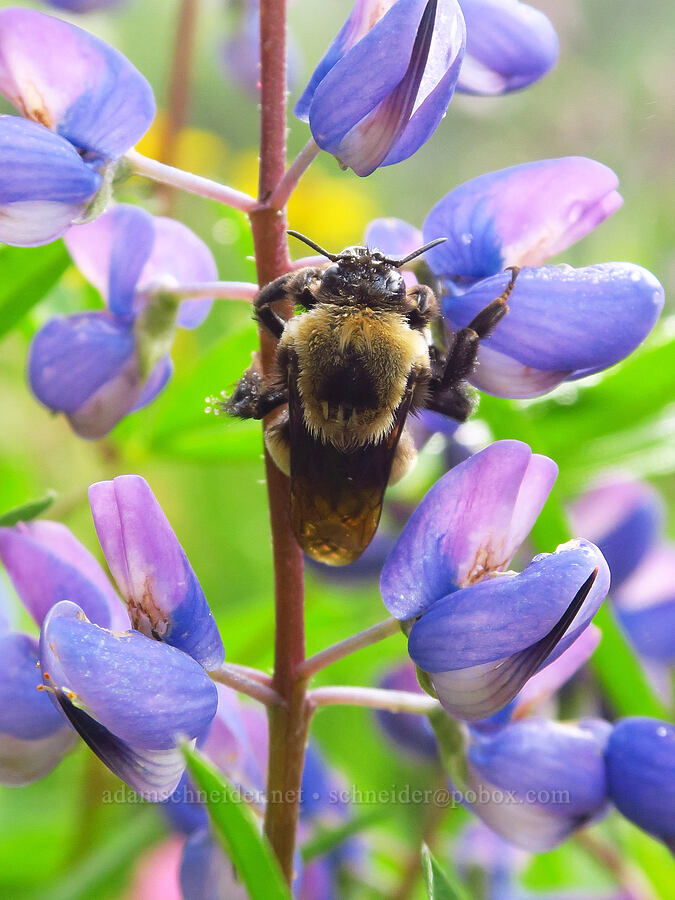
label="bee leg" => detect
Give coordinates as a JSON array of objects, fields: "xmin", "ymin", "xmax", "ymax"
[
  {"xmin": 405, "ymin": 285, "xmax": 438, "ymax": 329},
  {"xmin": 222, "ymin": 367, "xmax": 288, "ymax": 420},
  {"xmin": 425, "ymin": 385, "xmax": 474, "ymax": 422},
  {"xmin": 427, "ymin": 267, "xmax": 520, "ymax": 420},
  {"xmin": 254, "ymin": 266, "xmax": 326, "ymax": 338}
]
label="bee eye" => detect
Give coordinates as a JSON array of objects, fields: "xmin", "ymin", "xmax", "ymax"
[
  {"xmin": 386, "ymin": 272, "xmax": 404, "ymax": 295},
  {"xmin": 371, "ymin": 251, "xmax": 384, "ymax": 262},
  {"xmin": 321, "ymin": 264, "xmax": 342, "ymax": 292}
]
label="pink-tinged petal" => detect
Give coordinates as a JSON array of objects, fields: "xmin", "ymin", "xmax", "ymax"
[
  {"xmin": 135, "ymin": 217, "xmax": 218, "ymax": 328},
  {"xmin": 0, "ymin": 8, "xmax": 155, "ymax": 161},
  {"xmin": 457, "ymin": 0, "xmax": 559, "ymax": 96},
  {"xmin": 423, "ymin": 158, "xmax": 622, "ymax": 279},
  {"xmin": 65, "ymin": 205, "xmax": 155, "ymax": 317},
  {"xmin": 39, "ymin": 601, "xmax": 217, "ymax": 799},
  {"xmin": 443, "ymin": 264, "xmax": 664, "ymax": 397},
  {"xmin": 89, "ymin": 476, "xmax": 224, "ymax": 669},
  {"xmin": 127, "ymin": 837, "xmax": 184, "ymax": 900},
  {"xmin": 569, "ymin": 475, "xmax": 664, "ymax": 591},
  {"xmin": 0, "ymin": 115, "xmax": 100, "ymax": 247},
  {"xmin": 364, "ymin": 217, "xmax": 422, "ymax": 258},
  {"xmin": 0, "ymin": 520, "xmax": 126, "ymax": 628},
  {"xmin": 381, "ymin": 440, "xmax": 557, "ymax": 618},
  {"xmin": 469, "ymin": 343, "xmax": 572, "ymax": 399},
  {"xmin": 465, "ymin": 718, "xmax": 610, "ymax": 851}
]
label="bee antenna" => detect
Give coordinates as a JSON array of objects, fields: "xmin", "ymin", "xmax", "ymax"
[
  {"xmin": 287, "ymin": 230, "xmax": 338, "ymax": 261},
  {"xmin": 387, "ymin": 237, "xmax": 447, "ymax": 268}
]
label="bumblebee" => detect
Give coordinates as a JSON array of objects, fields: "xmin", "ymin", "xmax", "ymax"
[{"xmin": 224, "ymin": 232, "xmax": 519, "ymax": 566}]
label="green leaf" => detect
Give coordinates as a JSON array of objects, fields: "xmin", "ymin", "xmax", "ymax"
[
  {"xmin": 0, "ymin": 490, "xmax": 56, "ymax": 527},
  {"xmin": 422, "ymin": 844, "xmax": 468, "ymax": 900},
  {"xmin": 35, "ymin": 808, "xmax": 162, "ymax": 900},
  {"xmin": 0, "ymin": 243, "xmax": 70, "ymax": 340},
  {"xmin": 182, "ymin": 744, "xmax": 291, "ymax": 900},
  {"xmin": 301, "ymin": 808, "xmax": 385, "ymax": 863}
]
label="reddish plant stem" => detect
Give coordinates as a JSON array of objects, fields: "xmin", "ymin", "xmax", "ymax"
[{"xmin": 249, "ymin": 0, "xmax": 310, "ymax": 884}]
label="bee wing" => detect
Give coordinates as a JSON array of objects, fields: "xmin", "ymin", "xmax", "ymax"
[{"xmin": 287, "ymin": 356, "xmax": 413, "ymax": 566}]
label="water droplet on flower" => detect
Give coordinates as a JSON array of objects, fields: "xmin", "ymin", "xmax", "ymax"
[{"xmin": 460, "ymin": 232, "xmax": 473, "ymax": 246}]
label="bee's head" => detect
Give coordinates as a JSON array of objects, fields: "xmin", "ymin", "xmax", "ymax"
[{"xmin": 287, "ymin": 231, "xmax": 446, "ymax": 309}]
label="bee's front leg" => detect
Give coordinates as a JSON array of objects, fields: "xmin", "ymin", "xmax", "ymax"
[
  {"xmin": 254, "ymin": 266, "xmax": 325, "ymax": 338},
  {"xmin": 426, "ymin": 267, "xmax": 520, "ymax": 421},
  {"xmin": 222, "ymin": 367, "xmax": 288, "ymax": 420}
]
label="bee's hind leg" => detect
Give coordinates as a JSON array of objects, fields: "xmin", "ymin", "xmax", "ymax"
[
  {"xmin": 426, "ymin": 266, "xmax": 520, "ymax": 421},
  {"xmin": 212, "ymin": 367, "xmax": 288, "ymax": 420}
]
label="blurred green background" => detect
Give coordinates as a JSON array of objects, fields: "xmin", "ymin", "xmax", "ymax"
[{"xmin": 0, "ymin": 0, "xmax": 673, "ymax": 897}]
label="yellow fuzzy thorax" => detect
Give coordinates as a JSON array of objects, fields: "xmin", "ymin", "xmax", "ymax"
[{"xmin": 280, "ymin": 304, "xmax": 429, "ymax": 448}]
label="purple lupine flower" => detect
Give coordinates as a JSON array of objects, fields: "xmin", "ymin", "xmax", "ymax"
[
  {"xmin": 89, "ymin": 475, "xmax": 224, "ymax": 669},
  {"xmin": 180, "ymin": 828, "xmax": 249, "ymax": 900},
  {"xmin": 39, "ymin": 600, "xmax": 218, "ymax": 801},
  {"xmin": 381, "ymin": 440, "xmax": 610, "ymax": 720},
  {"xmin": 456, "ymin": 0, "xmax": 559, "ymax": 95},
  {"xmin": 420, "ymin": 158, "xmax": 663, "ymax": 398},
  {"xmin": 612, "ymin": 544, "xmax": 675, "ymax": 666},
  {"xmin": 374, "ymin": 663, "xmax": 439, "ymax": 760},
  {"xmin": 0, "ymin": 519, "xmax": 128, "ymax": 629},
  {"xmin": 0, "ymin": 517, "xmax": 127, "ymax": 783},
  {"xmin": 605, "ymin": 718, "xmax": 674, "ymax": 851},
  {"xmin": 1, "ymin": 478, "xmax": 224, "ymax": 797},
  {"xmin": 473, "ymin": 623, "xmax": 602, "ymax": 733},
  {"xmin": 28, "ymin": 204, "xmax": 217, "ymax": 438},
  {"xmin": 0, "ymin": 8, "xmax": 154, "ymax": 246},
  {"xmin": 0, "ymin": 629, "xmax": 76, "ymax": 785},
  {"xmin": 295, "ymin": 0, "xmax": 466, "ymax": 176},
  {"xmin": 463, "ymin": 717, "xmax": 611, "ymax": 850},
  {"xmin": 569, "ymin": 474, "xmax": 664, "ymax": 592}
]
